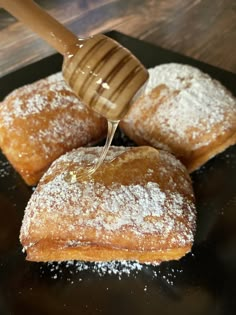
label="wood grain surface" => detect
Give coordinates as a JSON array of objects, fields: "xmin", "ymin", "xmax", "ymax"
[{"xmin": 0, "ymin": 0, "xmax": 235, "ymax": 77}]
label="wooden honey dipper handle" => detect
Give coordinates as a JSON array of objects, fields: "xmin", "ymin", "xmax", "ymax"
[
  {"xmin": 1, "ymin": 0, "xmax": 149, "ymax": 121},
  {"xmin": 0, "ymin": 0, "xmax": 78, "ymax": 55}
]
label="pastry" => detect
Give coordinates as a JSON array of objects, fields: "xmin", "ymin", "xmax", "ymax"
[
  {"xmin": 120, "ymin": 63, "xmax": 236, "ymax": 172},
  {"xmin": 0, "ymin": 72, "xmax": 107, "ymax": 185},
  {"xmin": 20, "ymin": 145, "xmax": 196, "ymax": 264}
]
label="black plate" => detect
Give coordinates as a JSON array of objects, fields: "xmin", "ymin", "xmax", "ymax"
[{"xmin": 0, "ymin": 31, "xmax": 236, "ymax": 315}]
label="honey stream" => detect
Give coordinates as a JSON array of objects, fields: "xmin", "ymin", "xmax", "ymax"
[{"xmin": 64, "ymin": 120, "xmax": 119, "ymax": 182}]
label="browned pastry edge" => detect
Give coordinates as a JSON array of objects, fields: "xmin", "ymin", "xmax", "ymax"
[
  {"xmin": 1, "ymin": 135, "xmax": 106, "ymax": 186},
  {"xmin": 24, "ymin": 239, "xmax": 191, "ymax": 263},
  {"xmin": 120, "ymin": 122, "xmax": 236, "ymax": 173},
  {"xmin": 184, "ymin": 131, "xmax": 236, "ymax": 172}
]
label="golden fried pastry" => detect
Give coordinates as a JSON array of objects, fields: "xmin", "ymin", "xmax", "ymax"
[
  {"xmin": 120, "ymin": 63, "xmax": 236, "ymax": 172},
  {"xmin": 20, "ymin": 146, "xmax": 196, "ymax": 264},
  {"xmin": 0, "ymin": 72, "xmax": 107, "ymax": 185}
]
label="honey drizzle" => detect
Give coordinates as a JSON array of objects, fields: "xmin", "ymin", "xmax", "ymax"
[
  {"xmin": 92, "ymin": 120, "xmax": 119, "ymax": 172},
  {"xmin": 65, "ymin": 120, "xmax": 119, "ymax": 182}
]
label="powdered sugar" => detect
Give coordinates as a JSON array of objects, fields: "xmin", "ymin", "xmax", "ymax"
[
  {"xmin": 1, "ymin": 73, "xmax": 75, "ymax": 122},
  {"xmin": 147, "ymin": 64, "xmax": 236, "ymax": 146},
  {"xmin": 41, "ymin": 258, "xmax": 191, "ymax": 283},
  {"xmin": 42, "ymin": 260, "xmax": 149, "ymax": 280},
  {"xmin": 0, "ymin": 158, "xmax": 11, "ymax": 178},
  {"xmin": 30, "ymin": 179, "xmax": 169, "ymax": 234}
]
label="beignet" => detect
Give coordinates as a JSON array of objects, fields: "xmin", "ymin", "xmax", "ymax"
[
  {"xmin": 0, "ymin": 72, "xmax": 107, "ymax": 185},
  {"xmin": 20, "ymin": 146, "xmax": 196, "ymax": 264},
  {"xmin": 120, "ymin": 63, "xmax": 236, "ymax": 172}
]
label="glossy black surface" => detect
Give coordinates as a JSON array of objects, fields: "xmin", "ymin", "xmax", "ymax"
[{"xmin": 0, "ymin": 31, "xmax": 236, "ymax": 315}]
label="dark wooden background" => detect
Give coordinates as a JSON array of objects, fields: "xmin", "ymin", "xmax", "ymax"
[{"xmin": 0, "ymin": 0, "xmax": 235, "ymax": 77}]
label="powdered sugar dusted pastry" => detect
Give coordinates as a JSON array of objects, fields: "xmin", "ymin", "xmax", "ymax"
[
  {"xmin": 20, "ymin": 146, "xmax": 196, "ymax": 264},
  {"xmin": 120, "ymin": 63, "xmax": 236, "ymax": 172},
  {"xmin": 0, "ymin": 72, "xmax": 107, "ymax": 185}
]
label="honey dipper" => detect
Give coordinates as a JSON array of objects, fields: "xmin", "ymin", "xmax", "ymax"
[{"xmin": 1, "ymin": 0, "xmax": 148, "ymax": 178}]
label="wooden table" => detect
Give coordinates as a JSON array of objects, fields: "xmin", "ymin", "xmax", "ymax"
[{"xmin": 0, "ymin": 0, "xmax": 235, "ymax": 78}]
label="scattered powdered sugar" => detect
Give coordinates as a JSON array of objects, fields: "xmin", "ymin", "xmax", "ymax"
[
  {"xmin": 39, "ymin": 258, "xmax": 191, "ymax": 285},
  {"xmin": 39, "ymin": 260, "xmax": 153, "ymax": 281},
  {"xmin": 42, "ymin": 260, "xmax": 156, "ymax": 280},
  {"xmin": 0, "ymin": 158, "xmax": 11, "ymax": 178},
  {"xmin": 122, "ymin": 63, "xmax": 236, "ymax": 154}
]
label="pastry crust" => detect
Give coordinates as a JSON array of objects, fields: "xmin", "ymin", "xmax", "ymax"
[
  {"xmin": 0, "ymin": 72, "xmax": 107, "ymax": 185},
  {"xmin": 120, "ymin": 63, "xmax": 236, "ymax": 172},
  {"xmin": 20, "ymin": 146, "xmax": 196, "ymax": 264}
]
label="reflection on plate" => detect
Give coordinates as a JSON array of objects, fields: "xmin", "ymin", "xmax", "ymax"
[{"xmin": 0, "ymin": 31, "xmax": 235, "ymax": 315}]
